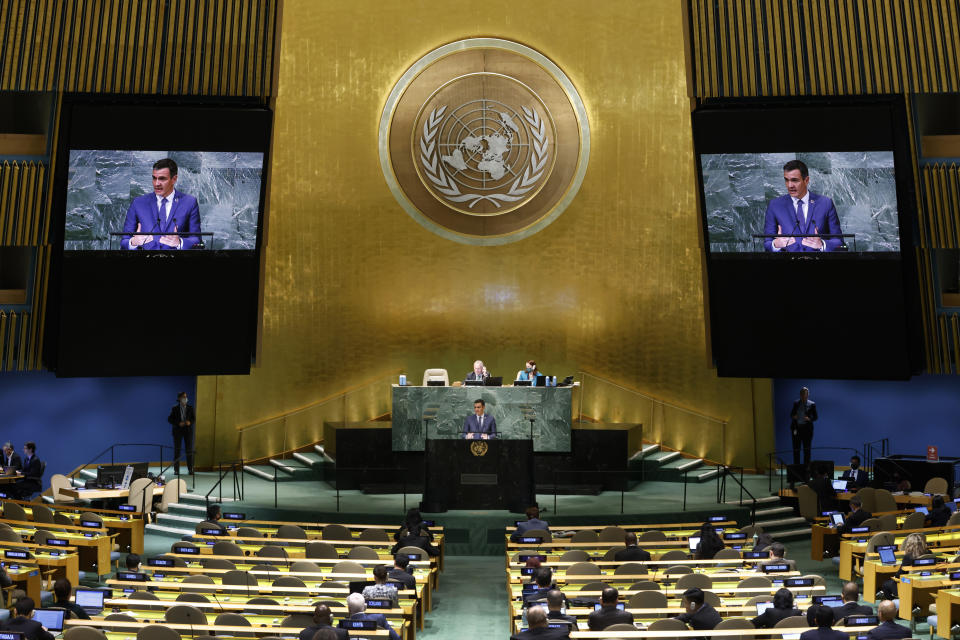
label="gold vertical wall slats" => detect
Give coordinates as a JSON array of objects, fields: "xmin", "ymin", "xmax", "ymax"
[
  {"xmin": 0, "ymin": 0, "xmax": 275, "ymax": 96},
  {"xmin": 922, "ymin": 164, "xmax": 960, "ymax": 250},
  {"xmin": 690, "ymin": 0, "xmax": 960, "ymax": 97},
  {"xmin": 0, "ymin": 162, "xmax": 45, "ymax": 247}
]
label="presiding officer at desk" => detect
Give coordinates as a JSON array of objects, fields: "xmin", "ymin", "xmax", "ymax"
[
  {"xmin": 463, "ymin": 399, "xmax": 496, "ymax": 440},
  {"xmin": 465, "ymin": 360, "xmax": 490, "ymax": 382}
]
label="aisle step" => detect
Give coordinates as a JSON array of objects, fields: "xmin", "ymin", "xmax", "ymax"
[
  {"xmin": 755, "ymin": 516, "xmax": 808, "ymax": 529},
  {"xmin": 292, "ymin": 452, "xmax": 325, "ymax": 470},
  {"xmin": 725, "ymin": 495, "xmax": 780, "ymax": 506},
  {"xmin": 640, "ymin": 444, "xmax": 660, "ymax": 458},
  {"xmin": 647, "ymin": 451, "xmax": 681, "ymax": 467},
  {"xmin": 772, "ymin": 526, "xmax": 812, "ymax": 540},
  {"xmin": 269, "ymin": 458, "xmax": 316, "ymax": 478},
  {"xmin": 696, "ymin": 468, "xmax": 720, "ymax": 482},
  {"xmin": 180, "ymin": 493, "xmax": 234, "ymax": 504},
  {"xmin": 755, "ymin": 506, "xmax": 794, "ymax": 518}
]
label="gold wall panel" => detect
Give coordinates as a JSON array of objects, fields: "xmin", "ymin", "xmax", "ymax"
[
  {"xmin": 197, "ymin": 0, "xmax": 774, "ymax": 470},
  {"xmin": 0, "ymin": 0, "xmax": 277, "ymax": 96},
  {"xmin": 690, "ymin": 0, "xmax": 960, "ymax": 96}
]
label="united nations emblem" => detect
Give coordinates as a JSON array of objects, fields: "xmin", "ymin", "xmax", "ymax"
[
  {"xmin": 470, "ymin": 441, "xmax": 489, "ymax": 457},
  {"xmin": 380, "ymin": 38, "xmax": 590, "ymax": 245}
]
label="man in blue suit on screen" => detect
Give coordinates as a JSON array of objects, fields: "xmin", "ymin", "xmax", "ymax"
[
  {"xmin": 122, "ymin": 158, "xmax": 202, "ymax": 250},
  {"xmin": 763, "ymin": 159, "xmax": 843, "ymax": 252},
  {"xmin": 462, "ymin": 398, "xmax": 497, "ymax": 440}
]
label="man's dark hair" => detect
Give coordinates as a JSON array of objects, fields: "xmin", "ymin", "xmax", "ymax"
[
  {"xmin": 312, "ymin": 629, "xmax": 338, "ymax": 640},
  {"xmin": 841, "ymin": 581, "xmax": 859, "ymax": 602},
  {"xmin": 312, "ymin": 603, "xmax": 332, "ymax": 624},
  {"xmin": 23, "ymin": 441, "xmax": 35, "ymax": 454},
  {"xmin": 600, "ymin": 586, "xmax": 619, "ymax": 604},
  {"xmin": 373, "ymin": 564, "xmax": 389, "ymax": 581},
  {"xmin": 813, "ymin": 604, "xmax": 835, "ymax": 627},
  {"xmin": 682, "ymin": 587, "xmax": 705, "ymax": 606},
  {"xmin": 474, "ymin": 398, "xmax": 485, "ymax": 407},
  {"xmin": 624, "ymin": 532, "xmax": 638, "ymax": 546},
  {"xmin": 525, "ymin": 506, "xmax": 540, "ymax": 520},
  {"xmin": 393, "ymin": 554, "xmax": 410, "ymax": 570},
  {"xmin": 773, "ymin": 587, "xmax": 794, "ymax": 609},
  {"xmin": 769, "ymin": 542, "xmax": 786, "ymax": 558},
  {"xmin": 850, "ymin": 455, "xmax": 860, "ymax": 464},
  {"xmin": 153, "ymin": 158, "xmax": 179, "ymax": 176},
  {"xmin": 546, "ymin": 589, "xmax": 564, "ymax": 609},
  {"xmin": 535, "ymin": 567, "xmax": 552, "ymax": 588},
  {"xmin": 125, "ymin": 553, "xmax": 141, "ymax": 570},
  {"xmin": 53, "ymin": 578, "xmax": 72, "ymax": 601},
  {"xmin": 849, "ymin": 495, "xmax": 862, "ymax": 509},
  {"xmin": 933, "ymin": 495, "xmax": 945, "ymax": 510},
  {"xmin": 206, "ymin": 504, "xmax": 221, "ymax": 521},
  {"xmin": 783, "ymin": 159, "xmax": 809, "ymax": 178},
  {"xmin": 178, "ymin": 391, "xmax": 188, "ymax": 399},
  {"xmin": 14, "ymin": 597, "xmax": 35, "ymax": 616}
]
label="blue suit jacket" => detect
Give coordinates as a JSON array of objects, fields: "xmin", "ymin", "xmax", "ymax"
[
  {"xmin": 866, "ymin": 621, "xmax": 912, "ymax": 640},
  {"xmin": 462, "ymin": 413, "xmax": 497, "ymax": 437},
  {"xmin": 350, "ymin": 613, "xmax": 399, "ymax": 640},
  {"xmin": 763, "ymin": 192, "xmax": 843, "ymax": 252},
  {"xmin": 511, "ymin": 517, "xmax": 550, "ymax": 541},
  {"xmin": 121, "ymin": 190, "xmax": 202, "ymax": 250}
]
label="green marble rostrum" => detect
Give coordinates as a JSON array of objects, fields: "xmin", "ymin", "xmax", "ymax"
[{"xmin": 391, "ymin": 386, "xmax": 573, "ymax": 452}]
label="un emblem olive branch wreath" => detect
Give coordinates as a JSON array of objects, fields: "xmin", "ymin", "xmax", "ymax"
[{"xmin": 419, "ymin": 105, "xmax": 549, "ymax": 209}]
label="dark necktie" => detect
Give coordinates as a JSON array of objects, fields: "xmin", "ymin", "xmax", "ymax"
[
  {"xmin": 159, "ymin": 197, "xmax": 168, "ymax": 223},
  {"xmin": 797, "ymin": 199, "xmax": 804, "ymax": 224}
]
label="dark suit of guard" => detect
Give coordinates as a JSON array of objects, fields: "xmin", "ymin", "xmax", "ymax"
[
  {"xmin": 865, "ymin": 621, "xmax": 912, "ymax": 640},
  {"xmin": 614, "ymin": 545, "xmax": 651, "ymax": 562},
  {"xmin": 168, "ymin": 401, "xmax": 196, "ymax": 474},
  {"xmin": 588, "ymin": 605, "xmax": 634, "ymax": 631},
  {"xmin": 790, "ymin": 396, "xmax": 818, "ymax": 466}
]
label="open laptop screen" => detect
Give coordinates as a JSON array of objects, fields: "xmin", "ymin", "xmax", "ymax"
[
  {"xmin": 75, "ymin": 588, "xmax": 106, "ymax": 611},
  {"xmin": 33, "ymin": 610, "xmax": 65, "ymax": 632}
]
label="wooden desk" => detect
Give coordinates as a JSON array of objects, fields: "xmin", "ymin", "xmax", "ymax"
[
  {"xmin": 61, "ymin": 486, "xmax": 164, "ymax": 501},
  {"xmin": 936, "ymin": 588, "xmax": 960, "ymax": 638},
  {"xmin": 67, "ymin": 618, "xmax": 395, "ymax": 639}
]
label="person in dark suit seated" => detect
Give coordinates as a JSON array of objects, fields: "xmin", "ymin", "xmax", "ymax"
[
  {"xmin": 928, "ymin": 496, "xmax": 952, "ymax": 528},
  {"xmin": 840, "ymin": 455, "xmax": 869, "ymax": 489},
  {"xmin": 387, "ymin": 554, "xmax": 416, "ymax": 591},
  {"xmin": 2, "ymin": 597, "xmax": 54, "ymax": 640},
  {"xmin": 588, "ymin": 587, "xmax": 634, "ymax": 630},
  {"xmin": 831, "ymin": 582, "xmax": 873, "ymax": 623},
  {"xmin": 345, "ymin": 593, "xmax": 399, "ymax": 640},
  {"xmin": 693, "ymin": 523, "xmax": 725, "ymax": 560},
  {"xmin": 299, "ymin": 603, "xmax": 348, "ymax": 640},
  {"xmin": 614, "ymin": 532, "xmax": 651, "ymax": 562},
  {"xmin": 196, "ymin": 504, "xmax": 225, "ymax": 533},
  {"xmin": 523, "ymin": 568, "xmax": 556, "ymax": 607},
  {"xmin": 395, "ymin": 508, "xmax": 433, "ymax": 542},
  {"xmin": 865, "ymin": 601, "xmax": 911, "ymax": 640},
  {"xmin": 53, "ymin": 578, "xmax": 90, "ymax": 620},
  {"xmin": 13, "ymin": 441, "xmax": 43, "ymax": 500},
  {"xmin": 808, "ymin": 465, "xmax": 838, "ymax": 512},
  {"xmin": 465, "ymin": 360, "xmax": 489, "ymax": 383},
  {"xmin": 839, "ymin": 495, "xmax": 872, "ymax": 534},
  {"xmin": 391, "ymin": 524, "xmax": 439, "ymax": 557},
  {"xmin": 1, "ymin": 442, "xmax": 21, "ymax": 471},
  {"xmin": 545, "ymin": 589, "xmax": 576, "ymax": 627},
  {"xmin": 801, "ymin": 605, "xmax": 848, "ymax": 640},
  {"xmin": 511, "ymin": 605, "xmax": 571, "ymax": 640},
  {"xmin": 675, "ymin": 587, "xmax": 722, "ymax": 630},
  {"xmin": 751, "ymin": 587, "xmax": 801, "ymax": 628},
  {"xmin": 512, "ymin": 506, "xmax": 550, "ymax": 542},
  {"xmin": 763, "ymin": 543, "xmax": 797, "ymax": 570}
]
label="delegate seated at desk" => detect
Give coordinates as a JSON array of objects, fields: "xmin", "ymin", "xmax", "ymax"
[{"xmin": 462, "ymin": 399, "xmax": 496, "ymax": 440}]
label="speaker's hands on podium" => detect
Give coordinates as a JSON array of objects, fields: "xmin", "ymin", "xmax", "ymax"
[
  {"xmin": 801, "ymin": 225, "xmax": 824, "ymax": 250},
  {"xmin": 129, "ymin": 222, "xmax": 153, "ymax": 248},
  {"xmin": 772, "ymin": 224, "xmax": 795, "ymax": 249},
  {"xmin": 159, "ymin": 223, "xmax": 181, "ymax": 248}
]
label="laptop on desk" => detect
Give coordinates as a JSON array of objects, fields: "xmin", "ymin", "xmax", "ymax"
[
  {"xmin": 33, "ymin": 610, "xmax": 64, "ymax": 633},
  {"xmin": 484, "ymin": 376, "xmax": 503, "ymax": 387},
  {"xmin": 74, "ymin": 588, "xmax": 106, "ymax": 615}
]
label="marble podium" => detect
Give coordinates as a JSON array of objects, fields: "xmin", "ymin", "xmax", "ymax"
[
  {"xmin": 421, "ymin": 438, "xmax": 534, "ymax": 512},
  {"xmin": 391, "ymin": 385, "xmax": 573, "ymax": 453}
]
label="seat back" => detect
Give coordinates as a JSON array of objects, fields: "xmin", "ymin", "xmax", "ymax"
[
  {"xmin": 604, "ymin": 623, "xmax": 637, "ymax": 631},
  {"xmin": 647, "ymin": 617, "xmax": 689, "ymax": 637},
  {"xmin": 2, "ymin": 502, "xmax": 26, "ymax": 521},
  {"xmin": 357, "ymin": 528, "xmax": 390, "ymax": 542},
  {"xmin": 614, "ymin": 562, "xmax": 646, "ymax": 576},
  {"xmin": 627, "ymin": 590, "xmax": 668, "ymax": 610},
  {"xmin": 346, "ymin": 545, "xmax": 380, "ymax": 560},
  {"xmin": 136, "ymin": 624, "xmax": 181, "ymax": 640},
  {"xmin": 175, "ymin": 593, "xmax": 210, "ymax": 603},
  {"xmin": 222, "ymin": 570, "xmax": 259, "ymax": 587},
  {"xmin": 558, "ymin": 550, "xmax": 590, "ymax": 563},
  {"xmin": 164, "ymin": 605, "xmax": 208, "ymax": 625},
  {"xmin": 50, "ymin": 474, "xmax": 75, "ymax": 503},
  {"xmin": 202, "ymin": 558, "xmax": 236, "ymax": 570},
  {"xmin": 321, "ymin": 524, "xmax": 352, "ymax": 541},
  {"xmin": 235, "ymin": 527, "xmax": 263, "ymax": 538},
  {"xmin": 702, "ymin": 590, "xmax": 721, "ymax": 607},
  {"xmin": 675, "ymin": 572, "xmax": 712, "ymax": 590},
  {"xmin": 857, "ymin": 487, "xmax": 877, "ymax": 512},
  {"xmin": 738, "ymin": 524, "xmax": 763, "ymax": 537},
  {"xmin": 901, "ymin": 511, "xmax": 927, "ymax": 530},
  {"xmin": 715, "ymin": 617, "xmax": 755, "ymax": 640},
  {"xmin": 31, "ymin": 504, "xmax": 55, "ymax": 524},
  {"xmin": 305, "ymin": 541, "xmax": 339, "ymax": 559},
  {"xmin": 212, "ymin": 541, "xmax": 245, "ymax": 557},
  {"xmin": 332, "ymin": 560, "xmax": 364, "ymax": 575},
  {"xmin": 874, "ymin": 489, "xmax": 898, "ymax": 512},
  {"xmin": 272, "ymin": 576, "xmax": 306, "ymax": 588},
  {"xmin": 281, "ymin": 614, "xmax": 316, "ymax": 628},
  {"xmin": 566, "ymin": 561, "xmax": 601, "ymax": 576},
  {"xmin": 126, "ymin": 478, "xmax": 156, "ymax": 511},
  {"xmin": 277, "ymin": 524, "xmax": 307, "ymax": 540},
  {"xmin": 737, "ymin": 576, "xmax": 772, "ymax": 589},
  {"xmin": 924, "ymin": 477, "xmax": 948, "ymax": 495},
  {"xmin": 663, "ymin": 564, "xmax": 693, "ymax": 575},
  {"xmin": 64, "ymin": 628, "xmax": 108, "ymax": 640},
  {"xmin": 289, "ymin": 561, "xmax": 321, "ymax": 573},
  {"xmin": 255, "ymin": 545, "xmax": 289, "ymax": 559},
  {"xmin": 422, "ymin": 369, "xmax": 449, "ymax": 386},
  {"xmin": 713, "ymin": 548, "xmax": 742, "ymax": 560},
  {"xmin": 866, "ymin": 532, "xmax": 895, "ymax": 553},
  {"xmin": 571, "ymin": 529, "xmax": 598, "ymax": 543},
  {"xmin": 859, "ymin": 518, "xmax": 881, "ymax": 532},
  {"xmin": 773, "ymin": 616, "xmax": 809, "ymax": 629},
  {"xmin": 797, "ymin": 484, "xmax": 819, "ymax": 520},
  {"xmin": 949, "ymin": 512, "xmax": 960, "ymax": 526},
  {"xmin": 638, "ymin": 530, "xmax": 667, "ymax": 542},
  {"xmin": 657, "ymin": 549, "xmax": 688, "ymax": 561},
  {"xmin": 628, "ymin": 580, "xmax": 660, "ymax": 591},
  {"xmin": 598, "ymin": 526, "xmax": 627, "ymax": 542},
  {"xmin": 877, "ymin": 513, "xmax": 898, "ymax": 531}
]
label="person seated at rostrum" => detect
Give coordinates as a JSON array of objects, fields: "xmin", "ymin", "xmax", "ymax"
[
  {"xmin": 751, "ymin": 587, "xmax": 801, "ymax": 628},
  {"xmin": 1, "ymin": 597, "xmax": 54, "ymax": 640},
  {"xmin": 831, "ymin": 581, "xmax": 873, "ymax": 623},
  {"xmin": 387, "ymin": 554, "xmax": 416, "ymax": 591},
  {"xmin": 801, "ymin": 605, "xmax": 847, "ymax": 640},
  {"xmin": 1, "ymin": 442, "xmax": 21, "ymax": 471},
  {"xmin": 588, "ymin": 587, "xmax": 634, "ymax": 631},
  {"xmin": 840, "ymin": 455, "xmax": 869, "ymax": 489},
  {"xmin": 53, "ymin": 578, "xmax": 90, "ymax": 620},
  {"xmin": 674, "ymin": 587, "xmax": 722, "ymax": 630},
  {"xmin": 345, "ymin": 592, "xmax": 399, "ymax": 640},
  {"xmin": 511, "ymin": 506, "xmax": 549, "ymax": 542},
  {"xmin": 865, "ymin": 600, "xmax": 911, "ymax": 640},
  {"xmin": 693, "ymin": 523, "xmax": 725, "ymax": 560},
  {"xmin": 516, "ymin": 360, "xmax": 545, "ymax": 385},
  {"xmin": 298, "ymin": 603, "xmax": 348, "ymax": 640},
  {"xmin": 614, "ymin": 532, "xmax": 651, "ymax": 562},
  {"xmin": 12, "ymin": 442, "xmax": 43, "ymax": 500},
  {"xmin": 511, "ymin": 605, "xmax": 570, "ymax": 640},
  {"xmin": 361, "ymin": 565, "xmax": 399, "ymax": 608}
]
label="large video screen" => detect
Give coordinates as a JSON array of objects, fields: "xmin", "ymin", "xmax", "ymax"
[
  {"xmin": 65, "ymin": 151, "xmax": 264, "ymax": 250},
  {"xmin": 692, "ymin": 98, "xmax": 921, "ymax": 380},
  {"xmin": 701, "ymin": 152, "xmax": 899, "ymax": 253}
]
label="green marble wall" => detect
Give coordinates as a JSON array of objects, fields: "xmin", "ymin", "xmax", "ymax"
[{"xmin": 391, "ymin": 386, "xmax": 572, "ymax": 452}]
